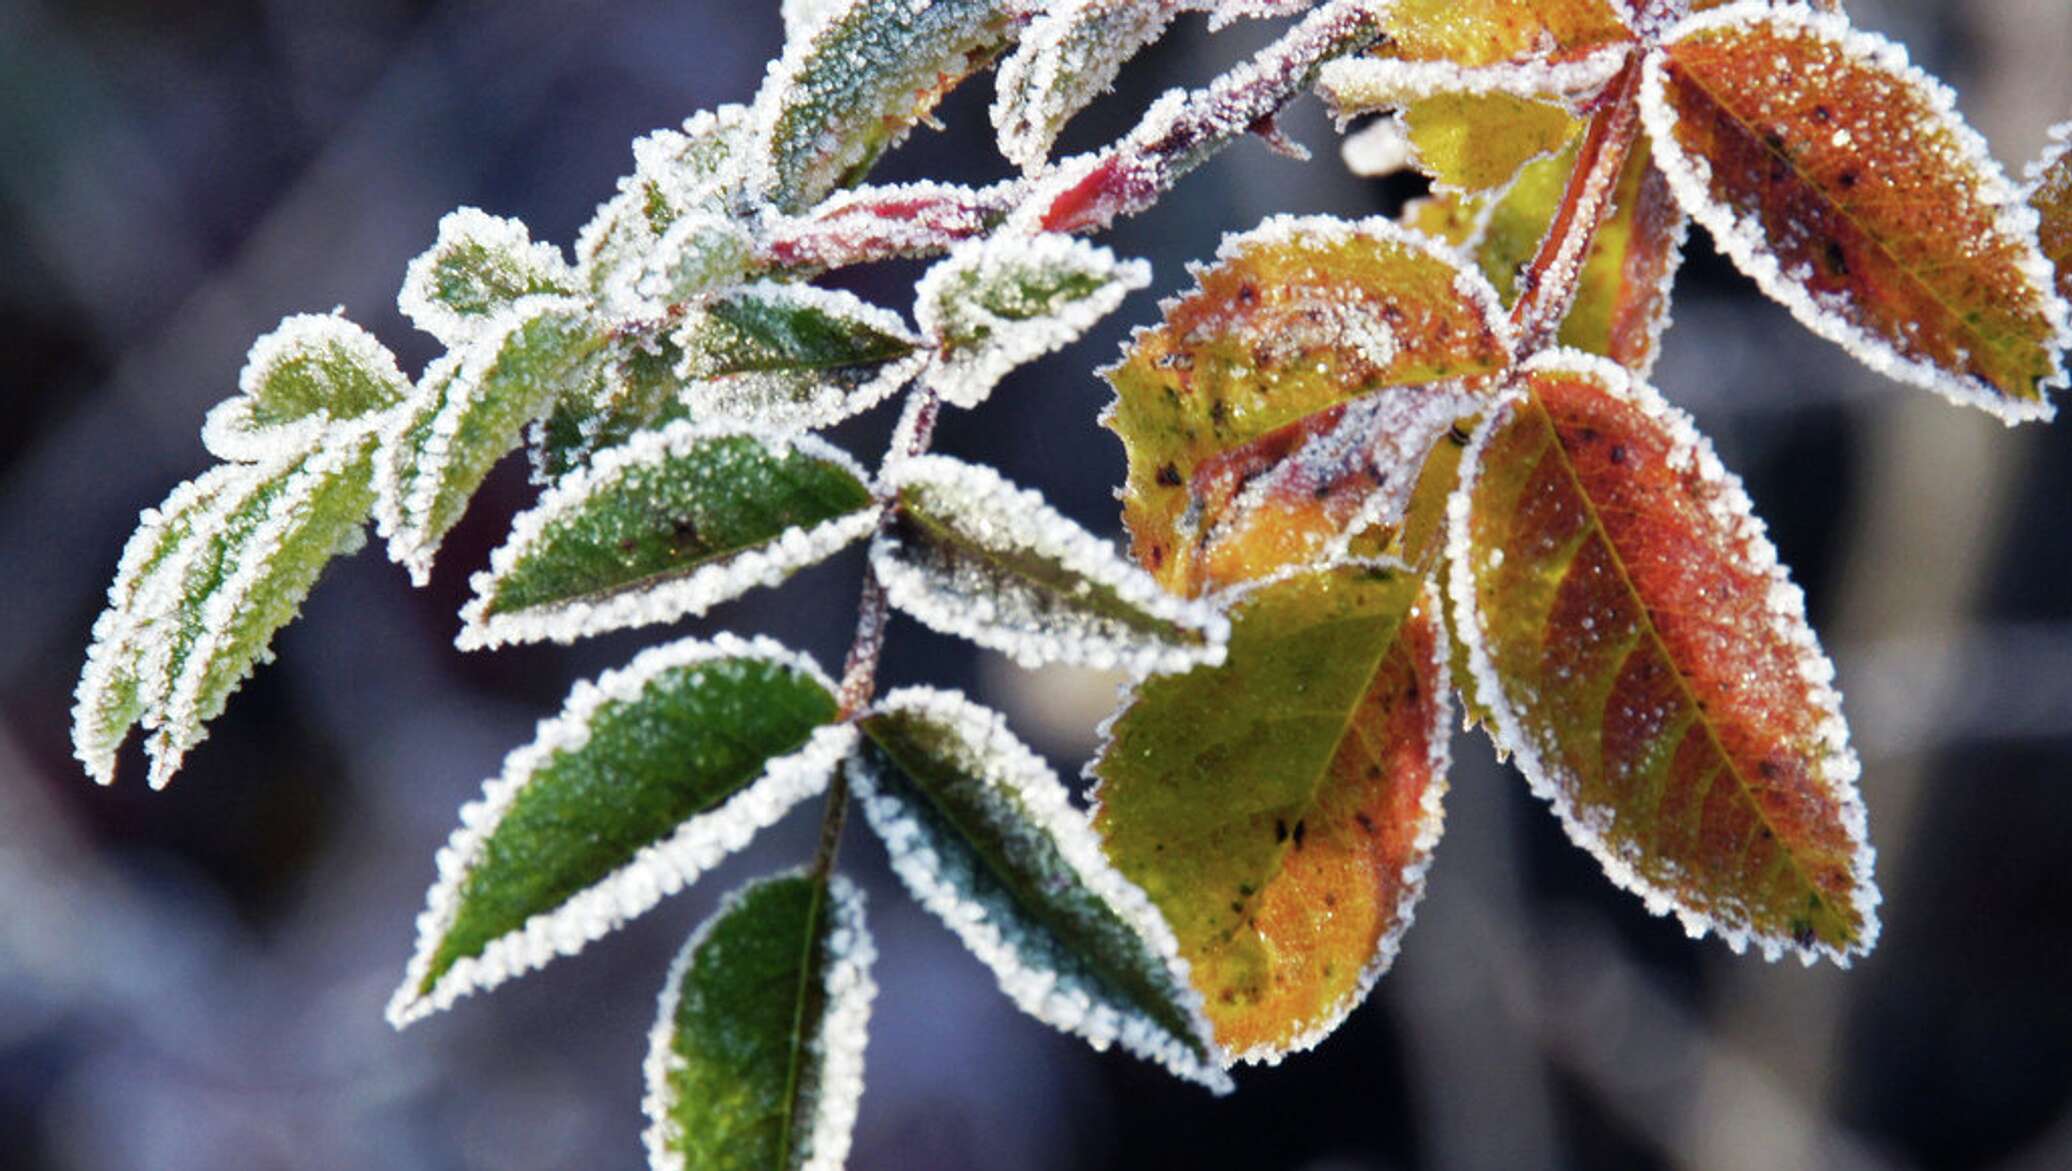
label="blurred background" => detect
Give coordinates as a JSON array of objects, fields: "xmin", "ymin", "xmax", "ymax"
[{"xmin": 4, "ymin": 1, "xmax": 2071, "ymax": 1168}]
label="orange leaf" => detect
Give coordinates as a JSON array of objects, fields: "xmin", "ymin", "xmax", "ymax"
[
  {"xmin": 1383, "ymin": 0, "xmax": 1630, "ymax": 67},
  {"xmin": 2027, "ymin": 121, "xmax": 2072, "ymax": 306},
  {"xmin": 1641, "ymin": 3, "xmax": 2069, "ymax": 420},
  {"xmin": 1449, "ymin": 351, "xmax": 1877, "ymax": 962},
  {"xmin": 1104, "ymin": 215, "xmax": 1513, "ymax": 594}
]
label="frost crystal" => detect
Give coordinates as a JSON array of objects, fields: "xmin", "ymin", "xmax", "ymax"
[
  {"xmin": 1340, "ymin": 116, "xmax": 1416, "ymax": 178},
  {"xmin": 576, "ymin": 106, "xmax": 752, "ymax": 316},
  {"xmin": 850, "ymin": 687, "xmax": 1230, "ymax": 1092},
  {"xmin": 641, "ymin": 870, "xmax": 877, "ymax": 1171},
  {"xmin": 1638, "ymin": 3, "xmax": 2071, "ymax": 422},
  {"xmin": 874, "ymin": 454, "xmax": 1228, "ymax": 675},
  {"xmin": 457, "ymin": 420, "xmax": 881, "ymax": 650},
  {"xmin": 671, "ymin": 281, "xmax": 925, "ymax": 433},
  {"xmin": 388, "ymin": 634, "xmax": 849, "ymax": 1027},
  {"xmin": 915, "ymin": 232, "xmax": 1151, "ymax": 408},
  {"xmin": 1316, "ymin": 46, "xmax": 1629, "ymax": 120},
  {"xmin": 1445, "ymin": 349, "xmax": 1879, "ymax": 965},
  {"xmin": 203, "ymin": 312, "xmax": 408, "ymax": 463},
  {"xmin": 398, "ymin": 208, "xmax": 575, "ymax": 348}
]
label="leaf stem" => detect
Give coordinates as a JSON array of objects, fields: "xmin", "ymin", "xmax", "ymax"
[{"xmin": 814, "ymin": 384, "xmax": 943, "ymax": 883}]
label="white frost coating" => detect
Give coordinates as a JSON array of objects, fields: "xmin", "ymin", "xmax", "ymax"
[
  {"xmin": 71, "ymin": 463, "xmax": 260, "ymax": 784},
  {"xmin": 674, "ymin": 281, "xmax": 926, "ymax": 433},
  {"xmin": 386, "ymin": 633, "xmax": 845, "ymax": 1028},
  {"xmin": 377, "ymin": 294, "xmax": 595, "ymax": 586},
  {"xmin": 456, "ymin": 419, "xmax": 880, "ymax": 650},
  {"xmin": 1221, "ymin": 579, "xmax": 1456, "ymax": 1068},
  {"xmin": 1340, "ymin": 116, "xmax": 1416, "ymax": 178},
  {"xmin": 203, "ymin": 312, "xmax": 409, "ymax": 463},
  {"xmin": 2022, "ymin": 118, "xmax": 2072, "ymax": 197},
  {"xmin": 1444, "ymin": 349, "xmax": 1879, "ymax": 965},
  {"xmin": 641, "ymin": 871, "xmax": 876, "ymax": 1171},
  {"xmin": 1316, "ymin": 45, "xmax": 1629, "ymax": 120},
  {"xmin": 398, "ymin": 208, "xmax": 574, "ymax": 348},
  {"xmin": 626, "ymin": 211, "xmax": 754, "ymax": 314},
  {"xmin": 1637, "ymin": 3, "xmax": 2070, "ymax": 423},
  {"xmin": 577, "ymin": 106, "xmax": 751, "ymax": 316},
  {"xmin": 915, "ymin": 232, "xmax": 1152, "ymax": 409},
  {"xmin": 849, "ymin": 687, "xmax": 1230, "ymax": 1092},
  {"xmin": 781, "ymin": 0, "xmax": 852, "ymax": 45},
  {"xmin": 874, "ymin": 453, "xmax": 1228, "ymax": 675},
  {"xmin": 991, "ymin": 0, "xmax": 1185, "ymax": 173},
  {"xmin": 145, "ymin": 434, "xmax": 377, "ymax": 790}
]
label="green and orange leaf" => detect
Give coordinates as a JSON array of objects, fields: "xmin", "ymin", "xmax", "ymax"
[
  {"xmin": 1448, "ymin": 350, "xmax": 1877, "ymax": 963},
  {"xmin": 1104, "ymin": 215, "xmax": 1513, "ymax": 594},
  {"xmin": 1380, "ymin": 0, "xmax": 1631, "ymax": 67},
  {"xmin": 1640, "ymin": 2, "xmax": 2070, "ymax": 421},
  {"xmin": 1091, "ymin": 564, "xmax": 1450, "ymax": 1063}
]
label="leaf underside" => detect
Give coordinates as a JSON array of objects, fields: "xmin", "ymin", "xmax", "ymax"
[
  {"xmin": 1093, "ymin": 565, "xmax": 1450, "ymax": 1062},
  {"xmin": 1453, "ymin": 354, "xmax": 1876, "ymax": 961}
]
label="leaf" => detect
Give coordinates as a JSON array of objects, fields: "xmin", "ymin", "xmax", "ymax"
[
  {"xmin": 872, "ymin": 454, "xmax": 1227, "ymax": 675},
  {"xmin": 642, "ymin": 870, "xmax": 876, "ymax": 1171},
  {"xmin": 1380, "ymin": 0, "xmax": 1631, "ymax": 67},
  {"xmin": 915, "ymin": 232, "xmax": 1150, "ymax": 409},
  {"xmin": 375, "ymin": 295, "xmax": 607, "ymax": 586},
  {"xmin": 673, "ymin": 282, "xmax": 924, "ymax": 432},
  {"xmin": 1402, "ymin": 94, "xmax": 1581, "ymax": 194},
  {"xmin": 2027, "ymin": 119, "xmax": 2072, "ymax": 307},
  {"xmin": 849, "ymin": 687, "xmax": 1228, "ymax": 1091},
  {"xmin": 73, "ymin": 463, "xmax": 255, "ymax": 785},
  {"xmin": 532, "ymin": 329, "xmax": 693, "ymax": 483},
  {"xmin": 1163, "ymin": 381, "xmax": 1484, "ymax": 595},
  {"xmin": 991, "ymin": 0, "xmax": 1187, "ymax": 173},
  {"xmin": 1419, "ymin": 134, "xmax": 1687, "ymax": 374},
  {"xmin": 1639, "ymin": 2, "xmax": 2070, "ymax": 421},
  {"xmin": 398, "ymin": 208, "xmax": 576, "ymax": 348},
  {"xmin": 388, "ymin": 635, "xmax": 853, "ymax": 1026},
  {"xmin": 142, "ymin": 436, "xmax": 380, "ymax": 789},
  {"xmin": 753, "ymin": 0, "xmax": 1018, "ymax": 213},
  {"xmin": 1448, "ymin": 350, "xmax": 1877, "ymax": 962},
  {"xmin": 1090, "ymin": 564, "xmax": 1451, "ymax": 1063},
  {"xmin": 631, "ymin": 211, "xmax": 758, "ymax": 310},
  {"xmin": 201, "ymin": 314, "xmax": 409, "ymax": 462},
  {"xmin": 460, "ymin": 421, "xmax": 880, "ymax": 651},
  {"xmin": 1104, "ymin": 214, "xmax": 1513, "ymax": 594},
  {"xmin": 578, "ymin": 106, "xmax": 753, "ymax": 314}
]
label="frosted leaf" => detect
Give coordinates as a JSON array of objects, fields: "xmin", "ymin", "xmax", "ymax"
[
  {"xmin": 642, "ymin": 870, "xmax": 876, "ymax": 1171},
  {"xmin": 530, "ymin": 328, "xmax": 689, "ymax": 484},
  {"xmin": 388, "ymin": 634, "xmax": 847, "ymax": 1026},
  {"xmin": 751, "ymin": 0, "xmax": 1018, "ymax": 213},
  {"xmin": 672, "ymin": 281, "xmax": 924, "ymax": 433},
  {"xmin": 201, "ymin": 313, "xmax": 409, "ymax": 463},
  {"xmin": 576, "ymin": 105, "xmax": 753, "ymax": 314},
  {"xmin": 873, "ymin": 454, "xmax": 1228, "ymax": 676},
  {"xmin": 142, "ymin": 434, "xmax": 381, "ymax": 789},
  {"xmin": 2023, "ymin": 118, "xmax": 2072, "ymax": 307},
  {"xmin": 375, "ymin": 295, "xmax": 605, "ymax": 586},
  {"xmin": 459, "ymin": 420, "xmax": 880, "ymax": 651},
  {"xmin": 850, "ymin": 687, "xmax": 1229, "ymax": 1092},
  {"xmin": 398, "ymin": 208, "xmax": 576, "ymax": 348},
  {"xmin": 991, "ymin": 1, "xmax": 1189, "ymax": 174},
  {"xmin": 1446, "ymin": 349, "xmax": 1878, "ymax": 963},
  {"xmin": 1089, "ymin": 564, "xmax": 1452, "ymax": 1062},
  {"xmin": 760, "ymin": 179, "xmax": 1022, "ymax": 270},
  {"xmin": 73, "ymin": 463, "xmax": 257, "ymax": 785},
  {"xmin": 915, "ymin": 232, "xmax": 1150, "ymax": 409},
  {"xmin": 1315, "ymin": 46, "xmax": 1629, "ymax": 119},
  {"xmin": 1639, "ymin": 3, "xmax": 2070, "ymax": 420},
  {"xmin": 623, "ymin": 211, "xmax": 756, "ymax": 315}
]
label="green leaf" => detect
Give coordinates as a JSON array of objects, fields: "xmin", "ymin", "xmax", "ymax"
[
  {"xmin": 1641, "ymin": 3, "xmax": 2070, "ymax": 419},
  {"xmin": 201, "ymin": 314, "xmax": 409, "ymax": 462},
  {"xmin": 915, "ymin": 232, "xmax": 1149, "ymax": 408},
  {"xmin": 675, "ymin": 282, "xmax": 923, "ymax": 431},
  {"xmin": 990, "ymin": 1, "xmax": 1184, "ymax": 172},
  {"xmin": 1091, "ymin": 563, "xmax": 1451, "ymax": 1062},
  {"xmin": 131, "ymin": 436, "xmax": 380, "ymax": 789},
  {"xmin": 642, "ymin": 871, "xmax": 876, "ymax": 1171},
  {"xmin": 532, "ymin": 330, "xmax": 693, "ymax": 483},
  {"xmin": 73, "ymin": 462, "xmax": 256, "ymax": 785},
  {"xmin": 388, "ymin": 635, "xmax": 852, "ymax": 1026},
  {"xmin": 578, "ymin": 106, "xmax": 753, "ymax": 313},
  {"xmin": 851, "ymin": 687, "xmax": 1229, "ymax": 1091},
  {"xmin": 872, "ymin": 454, "xmax": 1227, "ymax": 676},
  {"xmin": 459, "ymin": 421, "xmax": 880, "ymax": 650},
  {"xmin": 1449, "ymin": 350, "xmax": 1876, "ymax": 962},
  {"xmin": 754, "ymin": 0, "xmax": 1018, "ymax": 212},
  {"xmin": 399, "ymin": 208, "xmax": 576, "ymax": 347},
  {"xmin": 375, "ymin": 295, "xmax": 607, "ymax": 585}
]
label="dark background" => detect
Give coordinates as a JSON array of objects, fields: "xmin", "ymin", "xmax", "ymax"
[{"xmin": 4, "ymin": 2, "xmax": 2071, "ymax": 1168}]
